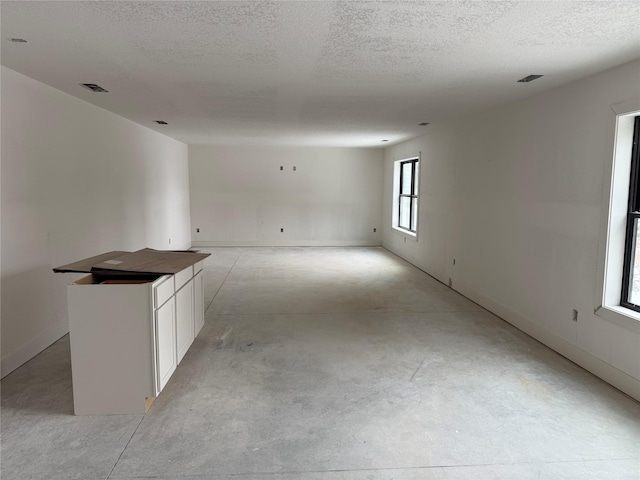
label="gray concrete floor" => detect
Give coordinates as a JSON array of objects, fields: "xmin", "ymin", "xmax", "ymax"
[{"xmin": 2, "ymin": 247, "xmax": 639, "ymax": 480}]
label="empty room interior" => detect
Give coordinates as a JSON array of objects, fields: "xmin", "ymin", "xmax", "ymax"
[{"xmin": 1, "ymin": 1, "xmax": 640, "ymax": 479}]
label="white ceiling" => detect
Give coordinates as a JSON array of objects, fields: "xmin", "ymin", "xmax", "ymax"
[{"xmin": 2, "ymin": 1, "xmax": 639, "ymax": 147}]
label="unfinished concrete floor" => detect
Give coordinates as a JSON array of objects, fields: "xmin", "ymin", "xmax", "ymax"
[{"xmin": 2, "ymin": 247, "xmax": 639, "ymax": 480}]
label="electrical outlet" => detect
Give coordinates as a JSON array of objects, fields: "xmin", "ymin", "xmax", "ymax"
[
  {"xmin": 280, "ymin": 166, "xmax": 283, "ymax": 171},
  {"xmin": 453, "ymin": 258, "xmax": 456, "ymax": 265},
  {"xmin": 196, "ymin": 228, "xmax": 200, "ymax": 233},
  {"xmin": 293, "ymin": 166, "xmax": 297, "ymax": 171},
  {"xmin": 373, "ymin": 228, "xmax": 377, "ymax": 232},
  {"xmin": 280, "ymin": 228, "xmax": 284, "ymax": 233},
  {"xmin": 572, "ymin": 309, "xmax": 578, "ymax": 322},
  {"xmin": 168, "ymin": 238, "xmax": 171, "ymax": 245}
]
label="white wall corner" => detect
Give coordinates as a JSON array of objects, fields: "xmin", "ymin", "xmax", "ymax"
[{"xmin": 177, "ymin": 241, "xmax": 194, "ymax": 251}]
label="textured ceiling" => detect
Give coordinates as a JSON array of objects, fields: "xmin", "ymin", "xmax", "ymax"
[{"xmin": 2, "ymin": 1, "xmax": 639, "ymax": 147}]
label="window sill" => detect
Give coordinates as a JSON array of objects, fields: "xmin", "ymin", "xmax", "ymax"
[
  {"xmin": 595, "ymin": 305, "xmax": 640, "ymax": 333},
  {"xmin": 392, "ymin": 226, "xmax": 418, "ymax": 241}
]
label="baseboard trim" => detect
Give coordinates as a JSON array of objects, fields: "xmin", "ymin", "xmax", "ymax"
[
  {"xmin": 381, "ymin": 244, "xmax": 640, "ymax": 402},
  {"xmin": 455, "ymin": 282, "xmax": 640, "ymax": 402},
  {"xmin": 1, "ymin": 321, "xmax": 69, "ymax": 379},
  {"xmin": 192, "ymin": 240, "xmax": 382, "ymax": 247}
]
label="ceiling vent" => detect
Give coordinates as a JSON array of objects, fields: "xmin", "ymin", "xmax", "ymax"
[
  {"xmin": 9, "ymin": 38, "xmax": 27, "ymax": 43},
  {"xmin": 80, "ymin": 83, "xmax": 108, "ymax": 93},
  {"xmin": 155, "ymin": 120, "xmax": 168, "ymax": 125},
  {"xmin": 419, "ymin": 122, "xmax": 430, "ymax": 126},
  {"xmin": 517, "ymin": 75, "xmax": 543, "ymax": 83}
]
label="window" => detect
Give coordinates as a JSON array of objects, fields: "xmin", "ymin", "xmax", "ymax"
[
  {"xmin": 595, "ymin": 99, "xmax": 640, "ymax": 330},
  {"xmin": 621, "ymin": 116, "xmax": 640, "ymax": 310},
  {"xmin": 393, "ymin": 157, "xmax": 419, "ymax": 235}
]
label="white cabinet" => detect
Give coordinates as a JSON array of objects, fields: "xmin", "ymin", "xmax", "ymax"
[
  {"xmin": 68, "ymin": 274, "xmax": 167, "ymax": 415},
  {"xmin": 175, "ymin": 275, "xmax": 194, "ymax": 364},
  {"xmin": 154, "ymin": 296, "xmax": 176, "ymax": 395},
  {"xmin": 194, "ymin": 269, "xmax": 204, "ymax": 336},
  {"xmin": 67, "ymin": 261, "xmax": 206, "ymax": 415}
]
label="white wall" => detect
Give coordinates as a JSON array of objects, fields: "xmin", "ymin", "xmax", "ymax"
[
  {"xmin": 383, "ymin": 60, "xmax": 640, "ymax": 400},
  {"xmin": 1, "ymin": 67, "xmax": 191, "ymax": 377},
  {"xmin": 189, "ymin": 145, "xmax": 383, "ymax": 246}
]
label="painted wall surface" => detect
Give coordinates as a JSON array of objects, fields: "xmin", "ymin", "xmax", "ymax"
[
  {"xmin": 1, "ymin": 66, "xmax": 191, "ymax": 376},
  {"xmin": 383, "ymin": 60, "xmax": 640, "ymax": 399},
  {"xmin": 189, "ymin": 145, "xmax": 383, "ymax": 246}
]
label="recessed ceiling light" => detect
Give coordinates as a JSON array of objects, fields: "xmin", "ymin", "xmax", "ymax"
[
  {"xmin": 9, "ymin": 38, "xmax": 27, "ymax": 43},
  {"xmin": 155, "ymin": 120, "xmax": 168, "ymax": 125},
  {"xmin": 419, "ymin": 122, "xmax": 430, "ymax": 126},
  {"xmin": 517, "ymin": 75, "xmax": 543, "ymax": 83},
  {"xmin": 80, "ymin": 83, "xmax": 108, "ymax": 93}
]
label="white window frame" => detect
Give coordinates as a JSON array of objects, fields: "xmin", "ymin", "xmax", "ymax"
[
  {"xmin": 595, "ymin": 99, "xmax": 640, "ymax": 333},
  {"xmin": 392, "ymin": 154, "xmax": 420, "ymax": 238}
]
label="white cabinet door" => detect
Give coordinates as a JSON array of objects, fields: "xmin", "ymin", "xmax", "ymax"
[
  {"xmin": 176, "ymin": 279, "xmax": 194, "ymax": 364},
  {"xmin": 194, "ymin": 270, "xmax": 204, "ymax": 336},
  {"xmin": 155, "ymin": 296, "xmax": 176, "ymax": 395}
]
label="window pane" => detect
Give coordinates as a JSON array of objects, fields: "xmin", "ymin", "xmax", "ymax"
[
  {"xmin": 401, "ymin": 163, "xmax": 412, "ymax": 195},
  {"xmin": 399, "ymin": 196, "xmax": 411, "ymax": 229},
  {"xmin": 413, "ymin": 162, "xmax": 419, "ymax": 195},
  {"xmin": 411, "ymin": 197, "xmax": 418, "ymax": 231},
  {"xmin": 628, "ymin": 218, "xmax": 640, "ymax": 305}
]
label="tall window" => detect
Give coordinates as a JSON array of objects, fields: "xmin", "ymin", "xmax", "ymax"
[
  {"xmin": 395, "ymin": 158, "xmax": 419, "ymax": 234},
  {"xmin": 621, "ymin": 116, "xmax": 640, "ymax": 310},
  {"xmin": 596, "ymin": 101, "xmax": 640, "ymax": 327}
]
